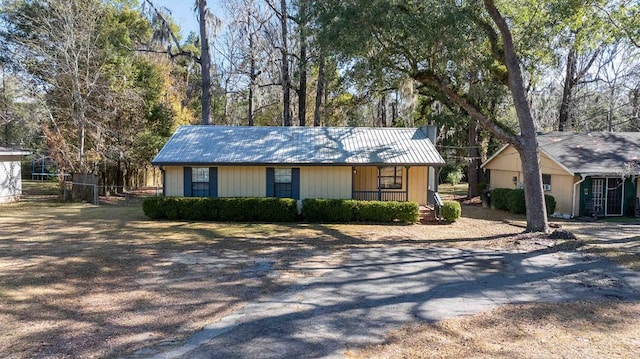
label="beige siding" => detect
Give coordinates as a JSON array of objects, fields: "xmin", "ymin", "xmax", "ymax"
[
  {"xmin": 408, "ymin": 166, "xmax": 428, "ymax": 204},
  {"xmin": 218, "ymin": 166, "xmax": 265, "ymax": 197},
  {"xmin": 489, "ymin": 170, "xmax": 520, "ymax": 190},
  {"xmin": 300, "ymin": 166, "xmax": 352, "ymax": 200},
  {"xmin": 163, "ymin": 166, "xmax": 184, "ymax": 197},
  {"xmin": 484, "ymin": 144, "xmax": 578, "ymax": 215},
  {"xmin": 163, "ymin": 165, "xmax": 428, "ymax": 205},
  {"xmin": 354, "ymin": 166, "xmax": 379, "ymax": 191},
  {"xmin": 547, "ymin": 174, "xmax": 577, "ymax": 215},
  {"xmin": 485, "ymin": 146, "xmax": 522, "ymax": 172}
]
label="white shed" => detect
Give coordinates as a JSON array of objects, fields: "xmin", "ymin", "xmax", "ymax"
[{"xmin": 0, "ymin": 147, "xmax": 30, "ymax": 203}]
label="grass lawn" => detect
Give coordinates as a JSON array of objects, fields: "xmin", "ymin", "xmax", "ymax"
[
  {"xmin": 437, "ymin": 183, "xmax": 470, "ymax": 200},
  {"xmin": 0, "ymin": 181, "xmax": 638, "ymax": 358}
]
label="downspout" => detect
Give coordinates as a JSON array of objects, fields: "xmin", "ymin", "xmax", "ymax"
[
  {"xmin": 571, "ymin": 175, "xmax": 586, "ymax": 218},
  {"xmin": 159, "ymin": 166, "xmax": 166, "ymax": 197}
]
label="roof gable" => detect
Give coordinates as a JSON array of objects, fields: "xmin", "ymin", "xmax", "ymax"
[
  {"xmin": 152, "ymin": 126, "xmax": 445, "ymax": 166},
  {"xmin": 482, "ymin": 132, "xmax": 640, "ymax": 176}
]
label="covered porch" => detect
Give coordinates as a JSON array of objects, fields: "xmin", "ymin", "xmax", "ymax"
[{"xmin": 350, "ymin": 165, "xmax": 439, "ymax": 206}]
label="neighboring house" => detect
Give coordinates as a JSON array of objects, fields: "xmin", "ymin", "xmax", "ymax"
[
  {"xmin": 482, "ymin": 132, "xmax": 640, "ymax": 217},
  {"xmin": 152, "ymin": 125, "xmax": 445, "ymax": 206},
  {"xmin": 0, "ymin": 147, "xmax": 31, "ymax": 203}
]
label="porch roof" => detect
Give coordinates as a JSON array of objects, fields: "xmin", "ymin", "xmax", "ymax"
[
  {"xmin": 153, "ymin": 125, "xmax": 445, "ymax": 167},
  {"xmin": 0, "ymin": 147, "xmax": 30, "ymax": 157},
  {"xmin": 538, "ymin": 132, "xmax": 640, "ymax": 176}
]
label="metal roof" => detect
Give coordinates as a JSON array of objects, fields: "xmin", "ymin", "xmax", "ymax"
[
  {"xmin": 537, "ymin": 132, "xmax": 640, "ymax": 176},
  {"xmin": 0, "ymin": 147, "xmax": 30, "ymax": 156},
  {"xmin": 152, "ymin": 125, "xmax": 445, "ymax": 166}
]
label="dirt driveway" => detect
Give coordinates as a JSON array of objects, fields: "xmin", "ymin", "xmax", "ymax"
[
  {"xmin": 1, "ymin": 198, "xmax": 639, "ymax": 358},
  {"xmin": 129, "ymin": 237, "xmax": 640, "ymax": 358}
]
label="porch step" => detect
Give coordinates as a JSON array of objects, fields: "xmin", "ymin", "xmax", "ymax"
[{"xmin": 418, "ymin": 205, "xmax": 440, "ymax": 225}]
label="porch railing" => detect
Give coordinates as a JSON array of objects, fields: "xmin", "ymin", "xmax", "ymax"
[{"xmin": 352, "ymin": 191, "xmax": 407, "ymax": 202}]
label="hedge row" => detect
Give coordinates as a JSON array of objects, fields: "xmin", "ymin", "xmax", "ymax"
[
  {"xmin": 490, "ymin": 188, "xmax": 556, "ymax": 215},
  {"xmin": 142, "ymin": 196, "xmax": 298, "ymax": 222},
  {"xmin": 302, "ymin": 198, "xmax": 419, "ymax": 224},
  {"xmin": 142, "ymin": 196, "xmax": 420, "ymax": 224}
]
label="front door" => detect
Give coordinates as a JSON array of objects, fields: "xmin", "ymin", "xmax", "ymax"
[
  {"xmin": 592, "ymin": 178, "xmax": 624, "ymax": 216},
  {"xmin": 592, "ymin": 179, "xmax": 605, "ymax": 216},
  {"xmin": 606, "ymin": 178, "xmax": 624, "ymax": 216}
]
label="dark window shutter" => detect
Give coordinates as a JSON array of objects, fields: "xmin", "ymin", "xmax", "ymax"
[
  {"xmin": 162, "ymin": 170, "xmax": 166, "ymax": 197},
  {"xmin": 183, "ymin": 167, "xmax": 192, "ymax": 197},
  {"xmin": 209, "ymin": 167, "xmax": 218, "ymax": 198},
  {"xmin": 292, "ymin": 168, "xmax": 300, "ymax": 200},
  {"xmin": 266, "ymin": 167, "xmax": 275, "ymax": 197}
]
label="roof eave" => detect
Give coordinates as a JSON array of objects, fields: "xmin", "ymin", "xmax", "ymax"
[{"xmin": 152, "ymin": 161, "xmax": 446, "ymax": 167}]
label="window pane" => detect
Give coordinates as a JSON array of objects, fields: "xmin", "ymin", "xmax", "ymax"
[
  {"xmin": 192, "ymin": 167, "xmax": 209, "ymax": 197},
  {"xmin": 193, "ymin": 167, "xmax": 209, "ymax": 182},
  {"xmin": 274, "ymin": 183, "xmax": 292, "ymax": 198},
  {"xmin": 542, "ymin": 174, "xmax": 551, "ymax": 185},
  {"xmin": 275, "ymin": 168, "xmax": 292, "ymax": 183},
  {"xmin": 380, "ymin": 167, "xmax": 395, "ymax": 176},
  {"xmin": 379, "ymin": 166, "xmax": 402, "ymax": 189}
]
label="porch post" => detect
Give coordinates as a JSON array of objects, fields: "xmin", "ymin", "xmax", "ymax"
[
  {"xmin": 377, "ymin": 166, "xmax": 382, "ymax": 201},
  {"xmin": 405, "ymin": 166, "xmax": 410, "ymax": 202}
]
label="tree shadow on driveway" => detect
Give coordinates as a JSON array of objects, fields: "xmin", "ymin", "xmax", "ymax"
[{"xmin": 132, "ymin": 243, "xmax": 640, "ymax": 359}]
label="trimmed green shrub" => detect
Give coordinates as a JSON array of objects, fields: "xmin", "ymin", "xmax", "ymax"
[
  {"xmin": 162, "ymin": 197, "xmax": 181, "ymax": 220},
  {"xmin": 142, "ymin": 197, "xmax": 165, "ymax": 219},
  {"xmin": 507, "ymin": 189, "xmax": 527, "ymax": 215},
  {"xmin": 544, "ymin": 194, "xmax": 557, "ymax": 216},
  {"xmin": 355, "ymin": 201, "xmax": 419, "ymax": 224},
  {"xmin": 302, "ymin": 198, "xmax": 356, "ymax": 222},
  {"xmin": 488, "ymin": 188, "xmax": 557, "ymax": 216},
  {"xmin": 441, "ymin": 201, "xmax": 462, "ymax": 222},
  {"xmin": 491, "ymin": 188, "xmax": 512, "ymax": 210},
  {"xmin": 142, "ymin": 197, "xmax": 297, "ymax": 222},
  {"xmin": 302, "ymin": 198, "xmax": 419, "ymax": 223}
]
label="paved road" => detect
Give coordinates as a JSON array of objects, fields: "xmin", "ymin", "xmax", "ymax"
[{"xmin": 131, "ymin": 245, "xmax": 640, "ymax": 359}]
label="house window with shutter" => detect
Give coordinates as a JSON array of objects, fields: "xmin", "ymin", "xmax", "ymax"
[
  {"xmin": 266, "ymin": 167, "xmax": 300, "ymax": 199},
  {"xmin": 274, "ymin": 168, "xmax": 293, "ymax": 198},
  {"xmin": 379, "ymin": 166, "xmax": 403, "ymax": 189},
  {"xmin": 192, "ymin": 167, "xmax": 210, "ymax": 197}
]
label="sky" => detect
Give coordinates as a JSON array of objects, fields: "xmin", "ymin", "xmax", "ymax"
[{"xmin": 150, "ymin": 0, "xmax": 225, "ymax": 38}]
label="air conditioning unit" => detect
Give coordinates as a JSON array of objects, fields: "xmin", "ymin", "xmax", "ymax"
[{"xmin": 543, "ymin": 184, "xmax": 552, "ymax": 191}]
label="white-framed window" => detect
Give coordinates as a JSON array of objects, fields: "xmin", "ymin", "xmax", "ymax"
[
  {"xmin": 542, "ymin": 174, "xmax": 552, "ymax": 191},
  {"xmin": 379, "ymin": 166, "xmax": 403, "ymax": 189},
  {"xmin": 274, "ymin": 168, "xmax": 292, "ymax": 198},
  {"xmin": 192, "ymin": 167, "xmax": 209, "ymax": 197}
]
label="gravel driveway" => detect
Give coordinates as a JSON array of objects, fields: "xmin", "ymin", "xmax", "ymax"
[{"xmin": 130, "ymin": 243, "xmax": 640, "ymax": 359}]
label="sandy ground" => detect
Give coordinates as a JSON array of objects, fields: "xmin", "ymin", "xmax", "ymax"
[{"xmin": 0, "ymin": 185, "xmax": 638, "ymax": 358}]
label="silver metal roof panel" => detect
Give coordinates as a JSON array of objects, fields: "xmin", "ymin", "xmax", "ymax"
[{"xmin": 152, "ymin": 126, "xmax": 445, "ymax": 166}]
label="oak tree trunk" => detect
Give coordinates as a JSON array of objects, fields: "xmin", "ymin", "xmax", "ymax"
[{"xmin": 485, "ymin": 0, "xmax": 548, "ymax": 232}]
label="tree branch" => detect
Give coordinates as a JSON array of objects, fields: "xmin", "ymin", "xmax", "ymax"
[
  {"xmin": 143, "ymin": 0, "xmax": 201, "ymax": 63},
  {"xmin": 413, "ymin": 69, "xmax": 518, "ymax": 145}
]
